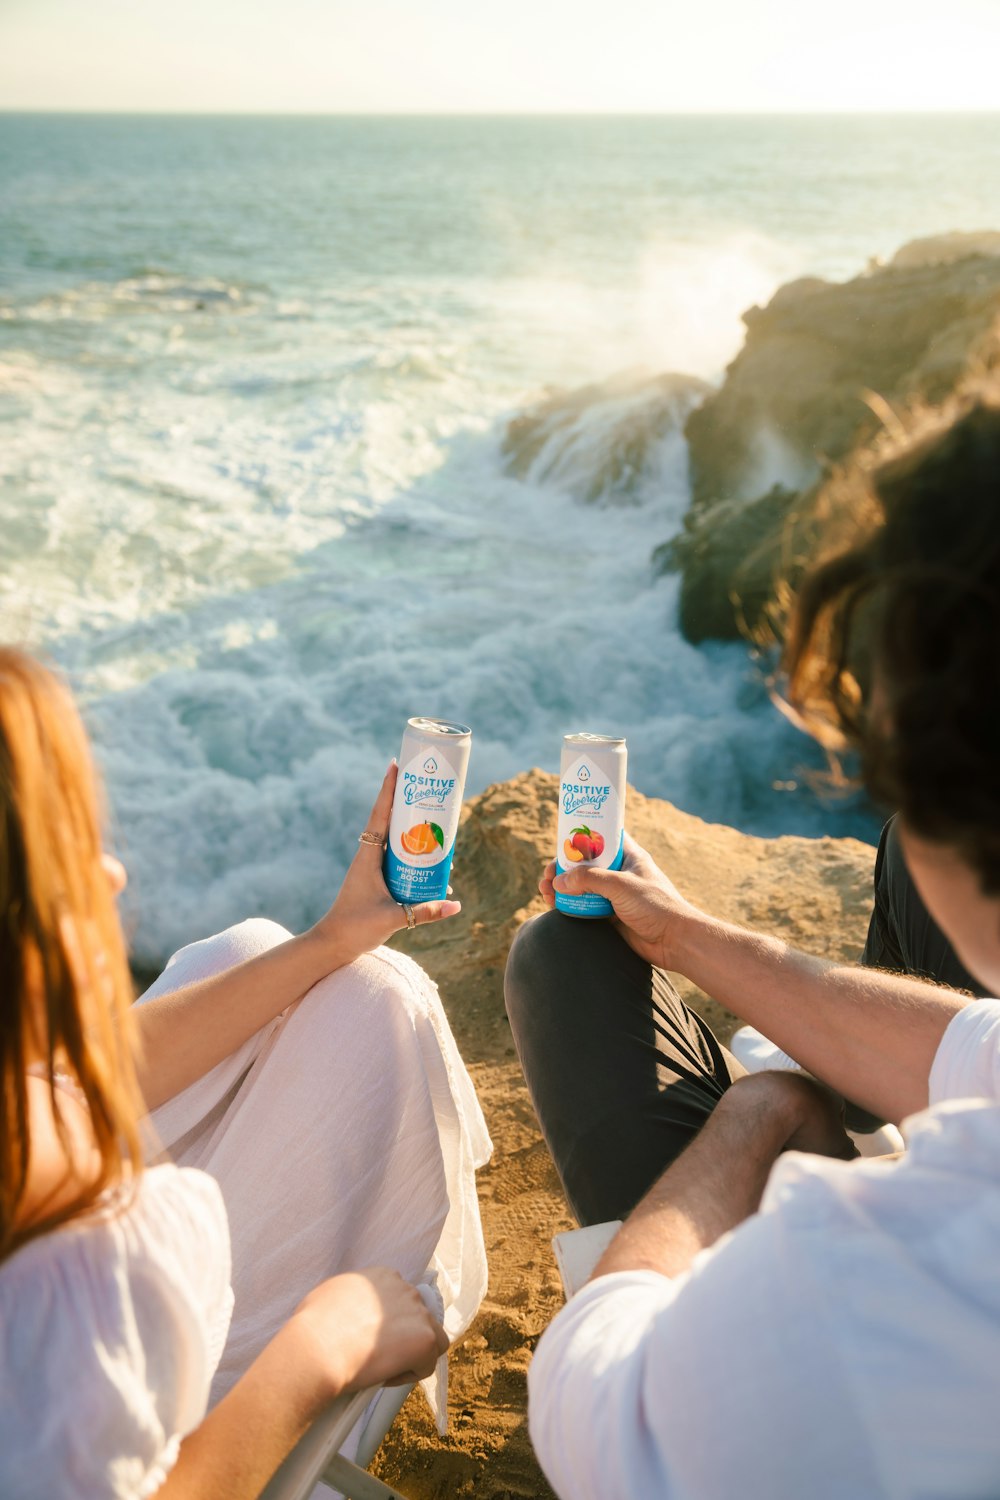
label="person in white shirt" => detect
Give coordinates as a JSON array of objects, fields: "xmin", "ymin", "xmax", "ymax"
[
  {"xmin": 506, "ymin": 397, "xmax": 1000, "ymax": 1499},
  {"xmin": 0, "ymin": 648, "xmax": 490, "ymax": 1499}
]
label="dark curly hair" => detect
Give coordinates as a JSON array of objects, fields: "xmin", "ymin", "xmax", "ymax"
[{"xmin": 782, "ymin": 397, "xmax": 1000, "ymax": 894}]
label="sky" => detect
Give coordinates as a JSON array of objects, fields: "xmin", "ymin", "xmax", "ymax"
[{"xmin": 1, "ymin": 0, "xmax": 999, "ymax": 114}]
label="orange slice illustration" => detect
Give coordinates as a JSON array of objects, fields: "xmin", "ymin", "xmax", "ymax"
[{"xmin": 401, "ymin": 822, "xmax": 440, "ymax": 856}]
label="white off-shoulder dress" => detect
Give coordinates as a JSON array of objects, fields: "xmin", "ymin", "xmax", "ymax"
[{"xmin": 0, "ymin": 920, "xmax": 492, "ymax": 1500}]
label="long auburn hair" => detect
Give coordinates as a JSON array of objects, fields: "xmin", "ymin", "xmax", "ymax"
[{"xmin": 0, "ymin": 648, "xmax": 143, "ymax": 1262}]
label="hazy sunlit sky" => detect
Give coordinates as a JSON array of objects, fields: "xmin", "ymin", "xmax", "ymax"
[{"xmin": 1, "ymin": 0, "xmax": 998, "ymax": 114}]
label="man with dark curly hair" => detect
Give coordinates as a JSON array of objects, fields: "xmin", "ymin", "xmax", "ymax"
[{"xmin": 507, "ymin": 399, "xmax": 1000, "ymax": 1499}]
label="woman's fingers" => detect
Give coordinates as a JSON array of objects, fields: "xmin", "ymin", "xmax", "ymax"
[
  {"xmin": 353, "ymin": 763, "xmax": 465, "ymax": 928},
  {"xmin": 361, "ymin": 761, "xmax": 398, "ymax": 846},
  {"xmin": 386, "ymin": 1326, "xmax": 447, "ymax": 1384},
  {"xmin": 411, "ymin": 899, "xmax": 462, "ymax": 925},
  {"xmin": 385, "ymin": 1327, "xmax": 447, "ymax": 1384}
]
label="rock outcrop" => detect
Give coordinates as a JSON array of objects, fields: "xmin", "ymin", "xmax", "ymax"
[
  {"xmin": 672, "ymin": 235, "xmax": 1000, "ymax": 642},
  {"xmin": 398, "ymin": 768, "xmax": 876, "ymax": 1049},
  {"xmin": 502, "ymin": 369, "xmax": 708, "ymax": 504},
  {"xmin": 889, "ymin": 230, "xmax": 1000, "ymax": 270},
  {"xmin": 375, "ymin": 770, "xmax": 876, "ymax": 1498}
]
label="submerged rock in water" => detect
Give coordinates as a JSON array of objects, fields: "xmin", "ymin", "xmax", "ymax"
[
  {"xmin": 672, "ymin": 234, "xmax": 1000, "ymax": 642},
  {"xmin": 662, "ymin": 483, "xmax": 805, "ymax": 644},
  {"xmin": 502, "ymin": 369, "xmax": 709, "ymax": 505}
]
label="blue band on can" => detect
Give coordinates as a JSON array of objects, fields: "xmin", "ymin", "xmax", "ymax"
[
  {"xmin": 384, "ymin": 844, "xmax": 456, "ymax": 904},
  {"xmin": 554, "ymin": 830, "xmax": 625, "ymax": 919}
]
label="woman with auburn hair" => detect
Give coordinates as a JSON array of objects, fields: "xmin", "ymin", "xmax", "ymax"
[
  {"xmin": 1, "ymin": 650, "xmax": 144, "ymax": 1261},
  {"xmin": 0, "ymin": 647, "xmax": 490, "ymax": 1499}
]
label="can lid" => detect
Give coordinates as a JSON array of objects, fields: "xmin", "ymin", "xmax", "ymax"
[
  {"xmin": 408, "ymin": 716, "xmax": 472, "ymax": 738},
  {"xmin": 563, "ymin": 732, "xmax": 626, "ymax": 746}
]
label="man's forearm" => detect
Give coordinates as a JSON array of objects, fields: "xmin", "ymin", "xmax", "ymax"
[
  {"xmin": 674, "ymin": 911, "xmax": 966, "ymax": 1123},
  {"xmin": 592, "ymin": 1073, "xmax": 801, "ymax": 1281}
]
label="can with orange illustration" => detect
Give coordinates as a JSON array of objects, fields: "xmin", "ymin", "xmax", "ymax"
[{"xmin": 384, "ymin": 717, "xmax": 472, "ymax": 904}]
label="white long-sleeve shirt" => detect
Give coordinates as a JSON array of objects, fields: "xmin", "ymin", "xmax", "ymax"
[
  {"xmin": 0, "ymin": 935, "xmax": 491, "ymax": 1499},
  {"xmin": 529, "ymin": 1002, "xmax": 1000, "ymax": 1500}
]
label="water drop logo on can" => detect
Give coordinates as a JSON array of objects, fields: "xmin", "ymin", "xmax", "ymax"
[
  {"xmin": 384, "ymin": 718, "xmax": 472, "ymax": 904},
  {"xmin": 555, "ymin": 734, "xmax": 627, "ymax": 919}
]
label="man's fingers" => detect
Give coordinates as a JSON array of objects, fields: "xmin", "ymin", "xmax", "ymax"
[
  {"xmin": 362, "ymin": 761, "xmax": 398, "ymax": 844},
  {"xmin": 621, "ymin": 832, "xmax": 655, "ymax": 872},
  {"xmin": 539, "ymin": 859, "xmax": 557, "ymax": 904},
  {"xmin": 553, "ymin": 864, "xmax": 633, "ymax": 900}
]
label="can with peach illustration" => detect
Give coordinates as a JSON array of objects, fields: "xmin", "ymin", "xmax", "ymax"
[
  {"xmin": 384, "ymin": 717, "xmax": 472, "ymax": 904},
  {"xmin": 555, "ymin": 732, "xmax": 627, "ymax": 919}
]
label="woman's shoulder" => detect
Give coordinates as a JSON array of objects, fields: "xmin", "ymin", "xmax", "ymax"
[
  {"xmin": 1, "ymin": 1161, "xmax": 232, "ymax": 1321},
  {"xmin": 0, "ymin": 1164, "xmax": 234, "ymax": 1498},
  {"xmin": 124, "ymin": 1160, "xmax": 232, "ymax": 1259}
]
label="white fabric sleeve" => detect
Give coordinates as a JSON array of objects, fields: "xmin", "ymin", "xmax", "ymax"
[
  {"xmin": 929, "ymin": 1000, "xmax": 1000, "ymax": 1106},
  {"xmin": 528, "ymin": 1195, "xmax": 877, "ymax": 1500},
  {"xmin": 0, "ymin": 1169, "xmax": 232, "ymax": 1500},
  {"xmin": 529, "ymin": 1269, "xmax": 685, "ymax": 1500},
  {"xmin": 0, "ymin": 1258, "xmax": 189, "ymax": 1500}
]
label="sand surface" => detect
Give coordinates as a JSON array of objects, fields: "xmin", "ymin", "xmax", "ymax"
[{"xmin": 370, "ymin": 771, "xmax": 876, "ymax": 1497}]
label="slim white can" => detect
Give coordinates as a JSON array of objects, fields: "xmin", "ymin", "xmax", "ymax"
[
  {"xmin": 384, "ymin": 717, "xmax": 472, "ymax": 904},
  {"xmin": 555, "ymin": 732, "xmax": 627, "ymax": 919}
]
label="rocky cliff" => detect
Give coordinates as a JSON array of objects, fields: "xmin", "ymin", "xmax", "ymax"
[
  {"xmin": 674, "ymin": 232, "xmax": 1000, "ymax": 642},
  {"xmin": 500, "ymin": 233, "xmax": 1000, "ymax": 650}
]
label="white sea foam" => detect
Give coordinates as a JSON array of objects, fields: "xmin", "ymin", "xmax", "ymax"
[
  {"xmin": 3, "ymin": 306, "xmax": 873, "ymax": 969},
  {"xmin": 43, "ymin": 406, "xmax": 864, "ymax": 969},
  {"xmin": 468, "ymin": 231, "xmax": 800, "ymax": 393},
  {"xmin": 20, "ymin": 112, "xmax": 988, "ymax": 964},
  {"xmin": 631, "ymin": 233, "xmax": 804, "ymax": 376},
  {"xmin": 3, "ymin": 271, "xmax": 874, "ymax": 968}
]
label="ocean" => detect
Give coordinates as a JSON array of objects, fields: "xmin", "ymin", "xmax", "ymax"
[{"xmin": 3, "ymin": 113, "xmax": 999, "ymax": 965}]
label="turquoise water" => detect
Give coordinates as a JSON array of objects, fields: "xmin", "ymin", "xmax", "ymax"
[{"xmin": 3, "ymin": 114, "xmax": 999, "ymax": 961}]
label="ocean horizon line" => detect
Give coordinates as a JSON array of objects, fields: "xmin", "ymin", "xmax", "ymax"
[{"xmin": 3, "ymin": 107, "xmax": 1000, "ymax": 121}]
